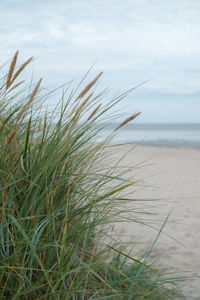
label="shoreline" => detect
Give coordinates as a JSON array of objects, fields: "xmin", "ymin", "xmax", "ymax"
[{"xmin": 110, "ymin": 140, "xmax": 200, "ymax": 150}]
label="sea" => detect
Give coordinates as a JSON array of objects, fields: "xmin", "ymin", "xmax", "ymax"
[{"xmin": 99, "ymin": 123, "xmax": 200, "ymax": 148}]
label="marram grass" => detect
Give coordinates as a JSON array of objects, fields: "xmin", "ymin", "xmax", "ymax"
[{"xmin": 0, "ymin": 52, "xmax": 185, "ymax": 299}]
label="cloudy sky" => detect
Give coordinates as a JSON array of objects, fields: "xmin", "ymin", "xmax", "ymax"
[{"xmin": 0, "ymin": 0, "xmax": 200, "ymax": 123}]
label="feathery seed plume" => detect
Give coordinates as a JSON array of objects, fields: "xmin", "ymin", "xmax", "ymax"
[
  {"xmin": 8, "ymin": 81, "xmax": 25, "ymax": 93},
  {"xmin": 78, "ymin": 92, "xmax": 93, "ymax": 112},
  {"xmin": 70, "ymin": 109, "xmax": 82, "ymax": 132},
  {"xmin": 87, "ymin": 104, "xmax": 102, "ymax": 121},
  {"xmin": 6, "ymin": 50, "xmax": 19, "ymax": 89},
  {"xmin": 10, "ymin": 57, "xmax": 33, "ymax": 85},
  {"xmin": 16, "ymin": 78, "xmax": 42, "ymax": 122},
  {"xmin": 115, "ymin": 112, "xmax": 141, "ymax": 131},
  {"xmin": 27, "ymin": 78, "xmax": 42, "ymax": 108},
  {"xmin": 68, "ymin": 102, "xmax": 79, "ymax": 118},
  {"xmin": 74, "ymin": 72, "xmax": 103, "ymax": 102}
]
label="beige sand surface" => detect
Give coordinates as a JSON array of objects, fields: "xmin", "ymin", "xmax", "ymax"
[{"xmin": 110, "ymin": 145, "xmax": 200, "ymax": 299}]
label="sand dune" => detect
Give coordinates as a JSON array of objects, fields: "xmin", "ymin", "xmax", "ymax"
[{"xmin": 111, "ymin": 145, "xmax": 200, "ymax": 299}]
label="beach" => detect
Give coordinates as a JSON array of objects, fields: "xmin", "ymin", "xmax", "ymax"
[{"xmin": 110, "ymin": 144, "xmax": 200, "ymax": 299}]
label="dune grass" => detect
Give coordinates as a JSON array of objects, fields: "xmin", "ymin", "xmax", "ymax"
[{"xmin": 0, "ymin": 52, "xmax": 185, "ymax": 299}]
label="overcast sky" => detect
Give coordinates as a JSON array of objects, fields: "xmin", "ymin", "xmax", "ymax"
[{"xmin": 0, "ymin": 0, "xmax": 200, "ymax": 123}]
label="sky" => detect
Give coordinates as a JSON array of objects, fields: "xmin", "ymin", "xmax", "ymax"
[{"xmin": 0, "ymin": 0, "xmax": 200, "ymax": 123}]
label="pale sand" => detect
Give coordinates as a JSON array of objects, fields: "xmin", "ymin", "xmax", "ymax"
[{"xmin": 109, "ymin": 145, "xmax": 200, "ymax": 299}]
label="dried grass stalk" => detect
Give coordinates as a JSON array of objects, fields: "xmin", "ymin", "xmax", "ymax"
[
  {"xmin": 27, "ymin": 78, "xmax": 42, "ymax": 108},
  {"xmin": 5, "ymin": 127, "xmax": 19, "ymax": 149},
  {"xmin": 68, "ymin": 92, "xmax": 93, "ymax": 119},
  {"xmin": 38, "ymin": 119, "xmax": 42, "ymax": 132},
  {"xmin": 70, "ymin": 107, "xmax": 83, "ymax": 132},
  {"xmin": 115, "ymin": 112, "xmax": 141, "ymax": 131},
  {"xmin": 34, "ymin": 137, "xmax": 40, "ymax": 148},
  {"xmin": 74, "ymin": 72, "xmax": 103, "ymax": 102},
  {"xmin": 20, "ymin": 154, "xmax": 27, "ymax": 174},
  {"xmin": 78, "ymin": 92, "xmax": 93, "ymax": 112},
  {"xmin": 6, "ymin": 51, "xmax": 19, "ymax": 89},
  {"xmin": 10, "ymin": 57, "xmax": 33, "ymax": 85},
  {"xmin": 68, "ymin": 103, "xmax": 79, "ymax": 118},
  {"xmin": 71, "ymin": 93, "xmax": 93, "ymax": 126},
  {"xmin": 70, "ymin": 92, "xmax": 94, "ymax": 132},
  {"xmin": 87, "ymin": 104, "xmax": 102, "ymax": 121},
  {"xmin": 8, "ymin": 81, "xmax": 25, "ymax": 93},
  {"xmin": 16, "ymin": 78, "xmax": 42, "ymax": 122}
]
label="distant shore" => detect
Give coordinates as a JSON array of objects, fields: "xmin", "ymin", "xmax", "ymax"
[
  {"xmin": 99, "ymin": 123, "xmax": 200, "ymax": 149},
  {"xmin": 110, "ymin": 144, "xmax": 200, "ymax": 299},
  {"xmin": 111, "ymin": 140, "xmax": 200, "ymax": 149}
]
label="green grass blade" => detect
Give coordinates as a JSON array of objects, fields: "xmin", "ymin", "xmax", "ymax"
[{"xmin": 9, "ymin": 214, "xmax": 56, "ymax": 297}]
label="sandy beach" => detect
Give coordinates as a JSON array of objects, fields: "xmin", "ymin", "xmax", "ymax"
[{"xmin": 110, "ymin": 145, "xmax": 200, "ymax": 299}]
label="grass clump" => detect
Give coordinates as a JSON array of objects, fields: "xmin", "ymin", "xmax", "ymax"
[{"xmin": 0, "ymin": 51, "xmax": 184, "ymax": 299}]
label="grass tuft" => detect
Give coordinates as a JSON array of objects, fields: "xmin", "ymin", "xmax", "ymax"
[{"xmin": 0, "ymin": 52, "xmax": 185, "ymax": 299}]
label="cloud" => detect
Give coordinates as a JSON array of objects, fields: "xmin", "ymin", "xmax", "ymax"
[{"xmin": 0, "ymin": 0, "xmax": 199, "ymax": 122}]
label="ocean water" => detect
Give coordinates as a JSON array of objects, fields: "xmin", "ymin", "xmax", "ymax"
[{"xmin": 100, "ymin": 123, "xmax": 200, "ymax": 148}]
